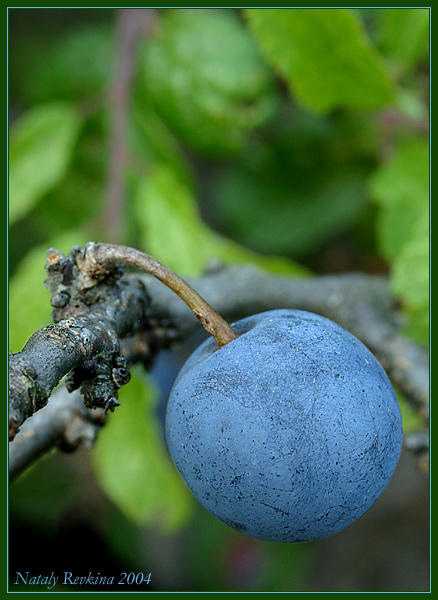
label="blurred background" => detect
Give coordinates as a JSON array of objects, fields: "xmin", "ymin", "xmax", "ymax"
[{"xmin": 8, "ymin": 8, "xmax": 429, "ymax": 592}]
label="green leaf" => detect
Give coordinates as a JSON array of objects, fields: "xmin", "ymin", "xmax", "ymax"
[
  {"xmin": 395, "ymin": 87, "xmax": 429, "ymax": 123},
  {"xmin": 35, "ymin": 170, "xmax": 104, "ymax": 237},
  {"xmin": 130, "ymin": 99, "xmax": 195, "ymax": 190},
  {"xmin": 391, "ymin": 211, "xmax": 429, "ymax": 344},
  {"xmin": 9, "ymin": 103, "xmax": 83, "ymax": 224},
  {"xmin": 134, "ymin": 164, "xmax": 305, "ymax": 276},
  {"xmin": 245, "ymin": 8, "xmax": 395, "ymax": 113},
  {"xmin": 134, "ymin": 164, "xmax": 209, "ymax": 275},
  {"xmin": 368, "ymin": 136, "xmax": 429, "ymax": 261},
  {"xmin": 92, "ymin": 368, "xmax": 193, "ymax": 532},
  {"xmin": 369, "ymin": 136, "xmax": 429, "ymax": 343},
  {"xmin": 8, "ymin": 231, "xmax": 90, "ymax": 353},
  {"xmin": 377, "ymin": 8, "xmax": 429, "ymax": 71},
  {"xmin": 397, "ymin": 391, "xmax": 425, "ymax": 434},
  {"xmin": 35, "ymin": 121, "xmax": 107, "ymax": 235},
  {"xmin": 139, "ymin": 9, "xmax": 277, "ymax": 156}
]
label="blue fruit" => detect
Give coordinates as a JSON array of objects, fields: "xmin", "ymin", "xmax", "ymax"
[{"xmin": 165, "ymin": 309, "xmax": 403, "ymax": 542}]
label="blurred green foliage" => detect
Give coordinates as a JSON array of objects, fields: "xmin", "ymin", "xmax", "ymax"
[
  {"xmin": 9, "ymin": 8, "xmax": 429, "ymax": 587},
  {"xmin": 9, "ymin": 103, "xmax": 83, "ymax": 224},
  {"xmin": 93, "ymin": 368, "xmax": 193, "ymax": 531},
  {"xmin": 245, "ymin": 8, "xmax": 395, "ymax": 112},
  {"xmin": 139, "ymin": 9, "xmax": 278, "ymax": 156},
  {"xmin": 210, "ymin": 104, "xmax": 377, "ymax": 257},
  {"xmin": 369, "ymin": 136, "xmax": 429, "ymax": 343},
  {"xmin": 376, "ymin": 8, "xmax": 430, "ymax": 73},
  {"xmin": 133, "ymin": 163, "xmax": 307, "ymax": 276},
  {"xmin": 15, "ymin": 23, "xmax": 115, "ymax": 104},
  {"xmin": 9, "ymin": 230, "xmax": 91, "ymax": 352}
]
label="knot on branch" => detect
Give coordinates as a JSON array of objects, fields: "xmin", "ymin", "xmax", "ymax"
[
  {"xmin": 65, "ymin": 351, "xmax": 131, "ymax": 413},
  {"xmin": 75, "ymin": 242, "xmax": 125, "ymax": 290},
  {"xmin": 9, "ymin": 245, "xmax": 151, "ymax": 440},
  {"xmin": 45, "ymin": 243, "xmax": 125, "ymax": 322}
]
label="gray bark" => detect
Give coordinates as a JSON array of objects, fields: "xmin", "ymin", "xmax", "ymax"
[{"xmin": 8, "ymin": 247, "xmax": 429, "ymax": 478}]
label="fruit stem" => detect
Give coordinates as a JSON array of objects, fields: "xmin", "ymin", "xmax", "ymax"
[{"xmin": 83, "ymin": 243, "xmax": 239, "ymax": 347}]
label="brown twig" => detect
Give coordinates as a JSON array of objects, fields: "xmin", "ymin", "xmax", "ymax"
[
  {"xmin": 9, "ymin": 244, "xmax": 429, "ymax": 443},
  {"xmin": 8, "ymin": 245, "xmax": 148, "ymax": 440},
  {"xmin": 8, "ymin": 253, "xmax": 429, "ymax": 477},
  {"xmin": 102, "ymin": 9, "xmax": 157, "ymax": 242},
  {"xmin": 77, "ymin": 243, "xmax": 238, "ymax": 347}
]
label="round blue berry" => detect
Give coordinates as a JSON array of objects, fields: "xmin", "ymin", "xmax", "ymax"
[{"xmin": 165, "ymin": 309, "xmax": 403, "ymax": 542}]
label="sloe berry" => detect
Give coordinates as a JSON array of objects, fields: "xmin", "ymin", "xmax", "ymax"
[{"xmin": 165, "ymin": 309, "xmax": 403, "ymax": 543}]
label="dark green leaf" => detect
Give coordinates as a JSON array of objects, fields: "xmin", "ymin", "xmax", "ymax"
[
  {"xmin": 18, "ymin": 24, "xmax": 115, "ymax": 104},
  {"xmin": 213, "ymin": 164, "xmax": 368, "ymax": 257}
]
